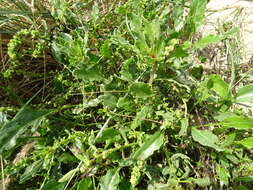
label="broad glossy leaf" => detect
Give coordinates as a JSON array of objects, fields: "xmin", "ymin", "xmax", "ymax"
[
  {"xmin": 220, "ymin": 116, "xmax": 253, "ymax": 129},
  {"xmin": 235, "ymin": 137, "xmax": 253, "ymax": 148},
  {"xmin": 132, "ymin": 131, "xmax": 164, "ymax": 160},
  {"xmin": 20, "ymin": 160, "xmax": 43, "ymax": 183},
  {"xmin": 100, "ymin": 169, "xmax": 120, "ymax": 190},
  {"xmin": 0, "ymin": 107, "xmax": 50, "ymax": 153},
  {"xmin": 191, "ymin": 128, "xmax": 223, "ymax": 151},
  {"xmin": 235, "ymin": 84, "xmax": 253, "ymax": 103},
  {"xmin": 129, "ymin": 82, "xmax": 152, "ymax": 98},
  {"xmin": 77, "ymin": 178, "xmax": 93, "ymax": 190}
]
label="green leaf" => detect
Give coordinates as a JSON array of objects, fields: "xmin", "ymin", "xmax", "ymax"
[
  {"xmin": 100, "ymin": 169, "xmax": 120, "ymax": 190},
  {"xmin": 131, "ymin": 106, "xmax": 152, "ymax": 130},
  {"xmin": 220, "ymin": 116, "xmax": 253, "ymax": 129},
  {"xmin": 235, "ymin": 137, "xmax": 253, "ymax": 148},
  {"xmin": 184, "ymin": 0, "xmax": 207, "ymax": 37},
  {"xmin": 120, "ymin": 58, "xmax": 137, "ymax": 81},
  {"xmin": 132, "ymin": 131, "xmax": 164, "ymax": 160},
  {"xmin": 40, "ymin": 179, "xmax": 65, "ymax": 190},
  {"xmin": 74, "ymin": 64, "xmax": 103, "ymax": 82},
  {"xmin": 91, "ymin": 2, "xmax": 99, "ymax": 24},
  {"xmin": 58, "ymin": 168, "xmax": 78, "ymax": 183},
  {"xmin": 235, "ymin": 84, "xmax": 253, "ymax": 103},
  {"xmin": 194, "ymin": 28, "xmax": 238, "ymax": 50},
  {"xmin": 100, "ymin": 94, "xmax": 118, "ymax": 109},
  {"xmin": 191, "ymin": 128, "xmax": 223, "ymax": 151},
  {"xmin": 238, "ymin": 185, "xmax": 251, "ymax": 190},
  {"xmin": 236, "ymin": 176, "xmax": 253, "ymax": 183},
  {"xmin": 77, "ymin": 178, "xmax": 93, "ymax": 190},
  {"xmin": 193, "ymin": 177, "xmax": 211, "ymax": 187},
  {"xmin": 179, "ymin": 118, "xmax": 188, "ymax": 136},
  {"xmin": 119, "ymin": 178, "xmax": 132, "ymax": 190},
  {"xmin": 216, "ymin": 164, "xmax": 229, "ymax": 186},
  {"xmin": 220, "ymin": 133, "xmax": 236, "ymax": 147},
  {"xmin": 129, "ymin": 82, "xmax": 152, "ymax": 98},
  {"xmin": 209, "ymin": 75, "xmax": 230, "ymax": 99},
  {"xmin": 194, "ymin": 34, "xmax": 222, "ymax": 49},
  {"xmin": 96, "ymin": 128, "xmax": 120, "ymax": 143},
  {"xmin": 100, "ymin": 40, "xmax": 111, "ymax": 58},
  {"xmin": 0, "ymin": 106, "xmax": 50, "ymax": 153},
  {"xmin": 117, "ymin": 97, "xmax": 133, "ymax": 111},
  {"xmin": 172, "ymin": 0, "xmax": 185, "ymax": 32},
  {"xmin": 20, "ymin": 160, "xmax": 43, "ymax": 183},
  {"xmin": 145, "ymin": 19, "xmax": 160, "ymax": 47},
  {"xmin": 0, "ymin": 112, "xmax": 8, "ymax": 126}
]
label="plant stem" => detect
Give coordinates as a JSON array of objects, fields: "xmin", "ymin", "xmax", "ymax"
[
  {"xmin": 1, "ymin": 155, "xmax": 5, "ymax": 190},
  {"xmin": 148, "ymin": 62, "xmax": 157, "ymax": 86}
]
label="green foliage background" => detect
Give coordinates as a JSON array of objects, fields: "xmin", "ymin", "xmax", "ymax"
[{"xmin": 1, "ymin": 0, "xmax": 253, "ymax": 189}]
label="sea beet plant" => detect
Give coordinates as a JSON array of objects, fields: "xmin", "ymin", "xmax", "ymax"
[{"xmin": 1, "ymin": 0, "xmax": 253, "ymax": 190}]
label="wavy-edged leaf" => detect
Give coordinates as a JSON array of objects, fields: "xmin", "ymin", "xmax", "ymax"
[
  {"xmin": 191, "ymin": 128, "xmax": 223, "ymax": 151},
  {"xmin": 129, "ymin": 82, "xmax": 152, "ymax": 98},
  {"xmin": 100, "ymin": 169, "xmax": 120, "ymax": 190},
  {"xmin": 0, "ymin": 106, "xmax": 50, "ymax": 153},
  {"xmin": 132, "ymin": 131, "xmax": 164, "ymax": 160},
  {"xmin": 74, "ymin": 64, "xmax": 103, "ymax": 82}
]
